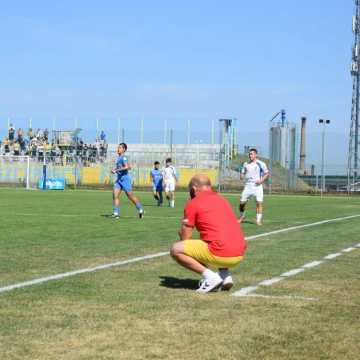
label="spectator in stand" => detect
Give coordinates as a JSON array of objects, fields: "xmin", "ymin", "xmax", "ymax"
[
  {"xmin": 13, "ymin": 141, "xmax": 20, "ymax": 155},
  {"xmin": 100, "ymin": 130, "xmax": 106, "ymax": 143},
  {"xmin": 27, "ymin": 127, "xmax": 34, "ymax": 140},
  {"xmin": 8, "ymin": 124, "xmax": 15, "ymax": 142},
  {"xmin": 44, "ymin": 128, "xmax": 49, "ymax": 142},
  {"xmin": 4, "ymin": 137, "xmax": 10, "ymax": 154},
  {"xmin": 17, "ymin": 128, "xmax": 24, "ymax": 142},
  {"xmin": 16, "ymin": 128, "xmax": 25, "ymax": 154},
  {"xmin": 36, "ymin": 128, "xmax": 43, "ymax": 140}
]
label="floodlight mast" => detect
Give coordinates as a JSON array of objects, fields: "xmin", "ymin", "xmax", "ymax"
[{"xmin": 348, "ymin": 0, "xmax": 360, "ymax": 192}]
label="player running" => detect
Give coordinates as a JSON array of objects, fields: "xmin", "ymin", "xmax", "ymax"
[
  {"xmin": 150, "ymin": 161, "xmax": 163, "ymax": 206},
  {"xmin": 239, "ymin": 148, "xmax": 269, "ymax": 226},
  {"xmin": 162, "ymin": 158, "xmax": 177, "ymax": 208},
  {"xmin": 111, "ymin": 143, "xmax": 144, "ymax": 219}
]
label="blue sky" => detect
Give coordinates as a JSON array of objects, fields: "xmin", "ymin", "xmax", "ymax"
[{"xmin": 0, "ymin": 1, "xmax": 355, "ymax": 170}]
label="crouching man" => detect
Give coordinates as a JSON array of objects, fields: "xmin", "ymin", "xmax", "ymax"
[{"xmin": 170, "ymin": 174, "xmax": 247, "ymax": 293}]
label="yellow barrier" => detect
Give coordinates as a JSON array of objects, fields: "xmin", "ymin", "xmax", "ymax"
[
  {"xmin": 0, "ymin": 162, "xmax": 218, "ymax": 187},
  {"xmin": 79, "ymin": 166, "xmax": 218, "ymax": 186}
]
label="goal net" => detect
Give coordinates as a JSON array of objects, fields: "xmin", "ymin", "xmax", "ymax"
[{"xmin": 0, "ymin": 155, "xmax": 38, "ymax": 189}]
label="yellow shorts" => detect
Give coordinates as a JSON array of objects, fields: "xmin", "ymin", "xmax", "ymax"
[{"xmin": 183, "ymin": 240, "xmax": 243, "ymax": 268}]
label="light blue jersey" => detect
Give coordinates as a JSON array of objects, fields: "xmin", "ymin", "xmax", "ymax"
[
  {"xmin": 150, "ymin": 168, "xmax": 163, "ymax": 192},
  {"xmin": 114, "ymin": 155, "xmax": 132, "ymax": 192},
  {"xmin": 150, "ymin": 169, "xmax": 162, "ymax": 185},
  {"xmin": 116, "ymin": 155, "xmax": 129, "ymax": 179}
]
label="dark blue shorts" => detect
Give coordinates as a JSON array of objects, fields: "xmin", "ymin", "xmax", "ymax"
[{"xmin": 152, "ymin": 182, "xmax": 163, "ymax": 192}]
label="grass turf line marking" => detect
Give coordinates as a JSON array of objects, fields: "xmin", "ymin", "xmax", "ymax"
[
  {"xmin": 0, "ymin": 214, "xmax": 359, "ymax": 295},
  {"xmin": 232, "ymin": 244, "xmax": 359, "ymax": 298},
  {"xmin": 244, "ymin": 294, "xmax": 319, "ymax": 301},
  {"xmin": 302, "ymin": 260, "xmax": 323, "ymax": 269},
  {"xmin": 0, "ymin": 252, "xmax": 168, "ymax": 294},
  {"xmin": 13, "ymin": 213, "xmax": 181, "ymax": 220},
  {"xmin": 281, "ymin": 268, "xmax": 305, "ymax": 277},
  {"xmin": 323, "ymin": 253, "xmax": 342, "ymax": 260},
  {"xmin": 258, "ymin": 277, "xmax": 284, "ymax": 286},
  {"xmin": 342, "ymin": 247, "xmax": 356, "ymax": 253},
  {"xmin": 245, "ymin": 214, "xmax": 360, "ymax": 241}
]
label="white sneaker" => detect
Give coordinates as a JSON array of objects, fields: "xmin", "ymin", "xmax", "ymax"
[
  {"xmin": 196, "ymin": 274, "xmax": 223, "ymax": 293},
  {"xmin": 221, "ymin": 275, "xmax": 234, "ymax": 291}
]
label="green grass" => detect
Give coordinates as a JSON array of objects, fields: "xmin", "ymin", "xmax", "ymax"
[{"xmin": 0, "ymin": 189, "xmax": 359, "ymax": 359}]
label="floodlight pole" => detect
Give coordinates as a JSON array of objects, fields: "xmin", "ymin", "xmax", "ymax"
[
  {"xmin": 211, "ymin": 119, "xmax": 215, "ymax": 144},
  {"xmin": 187, "ymin": 119, "xmax": 191, "ymax": 144},
  {"xmin": 164, "ymin": 119, "xmax": 168, "ymax": 145},
  {"xmin": 117, "ymin": 118, "xmax": 121, "ymax": 144},
  {"xmin": 319, "ymin": 119, "xmax": 331, "ymax": 197},
  {"xmin": 140, "ymin": 117, "xmax": 144, "ymax": 144}
]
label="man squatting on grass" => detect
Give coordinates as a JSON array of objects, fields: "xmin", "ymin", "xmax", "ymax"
[{"xmin": 170, "ymin": 174, "xmax": 247, "ymax": 293}]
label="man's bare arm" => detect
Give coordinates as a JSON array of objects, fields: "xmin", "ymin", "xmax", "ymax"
[
  {"xmin": 178, "ymin": 224, "xmax": 193, "ymax": 240},
  {"xmin": 256, "ymin": 172, "xmax": 270, "ymax": 185}
]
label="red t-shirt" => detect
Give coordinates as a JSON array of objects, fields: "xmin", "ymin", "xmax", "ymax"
[{"xmin": 182, "ymin": 190, "xmax": 247, "ymax": 257}]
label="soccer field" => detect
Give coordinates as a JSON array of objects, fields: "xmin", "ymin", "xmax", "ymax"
[{"xmin": 0, "ymin": 189, "xmax": 359, "ymax": 360}]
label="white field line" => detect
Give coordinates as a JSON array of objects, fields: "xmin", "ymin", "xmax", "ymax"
[
  {"xmin": 258, "ymin": 277, "xmax": 284, "ymax": 286},
  {"xmin": 13, "ymin": 213, "xmax": 181, "ymax": 220},
  {"xmin": 245, "ymin": 214, "xmax": 360, "ymax": 241},
  {"xmin": 0, "ymin": 252, "xmax": 168, "ymax": 294},
  {"xmin": 342, "ymin": 247, "xmax": 356, "ymax": 253},
  {"xmin": 0, "ymin": 214, "xmax": 359, "ymax": 295},
  {"xmin": 302, "ymin": 261, "xmax": 323, "ymax": 269},
  {"xmin": 232, "ymin": 244, "xmax": 360, "ymax": 298},
  {"xmin": 323, "ymin": 253, "xmax": 342, "ymax": 260},
  {"xmin": 243, "ymin": 294, "xmax": 319, "ymax": 301},
  {"xmin": 281, "ymin": 268, "xmax": 305, "ymax": 277}
]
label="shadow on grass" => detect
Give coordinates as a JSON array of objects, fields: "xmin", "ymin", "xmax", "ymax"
[
  {"xmin": 240, "ymin": 219, "xmax": 256, "ymax": 225},
  {"xmin": 159, "ymin": 276, "xmax": 198, "ymax": 290}
]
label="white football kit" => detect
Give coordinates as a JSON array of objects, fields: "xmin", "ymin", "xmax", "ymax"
[
  {"xmin": 162, "ymin": 165, "xmax": 177, "ymax": 192},
  {"xmin": 240, "ymin": 160, "xmax": 269, "ymax": 203}
]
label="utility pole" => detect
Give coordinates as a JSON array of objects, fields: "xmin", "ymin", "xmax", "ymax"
[
  {"xmin": 319, "ymin": 119, "xmax": 331, "ymax": 197},
  {"xmin": 348, "ymin": 0, "xmax": 360, "ymax": 192}
]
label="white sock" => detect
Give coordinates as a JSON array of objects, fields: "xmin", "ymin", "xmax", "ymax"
[
  {"xmin": 170, "ymin": 200, "xmax": 175, "ymax": 208},
  {"xmin": 218, "ymin": 268, "xmax": 230, "ymax": 279},
  {"xmin": 257, "ymin": 213, "xmax": 262, "ymax": 222},
  {"xmin": 202, "ymin": 269, "xmax": 217, "ymax": 280},
  {"xmin": 240, "ymin": 211, "xmax": 245, "ymax": 217}
]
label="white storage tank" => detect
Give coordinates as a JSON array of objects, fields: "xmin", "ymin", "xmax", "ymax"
[{"xmin": 269, "ymin": 121, "xmax": 296, "ymax": 170}]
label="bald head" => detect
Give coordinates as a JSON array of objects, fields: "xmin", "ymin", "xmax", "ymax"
[
  {"xmin": 188, "ymin": 175, "xmax": 212, "ymax": 198},
  {"xmin": 189, "ymin": 174, "xmax": 211, "ymax": 188}
]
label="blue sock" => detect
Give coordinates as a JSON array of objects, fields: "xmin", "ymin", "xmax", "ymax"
[
  {"xmin": 135, "ymin": 202, "xmax": 143, "ymax": 211},
  {"xmin": 113, "ymin": 206, "xmax": 119, "ymax": 215}
]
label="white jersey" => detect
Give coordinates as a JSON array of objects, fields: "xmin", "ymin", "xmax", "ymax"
[
  {"xmin": 162, "ymin": 165, "xmax": 177, "ymax": 183},
  {"xmin": 241, "ymin": 160, "xmax": 269, "ymax": 185}
]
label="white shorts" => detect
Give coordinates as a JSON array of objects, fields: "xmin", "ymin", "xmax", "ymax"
[
  {"xmin": 164, "ymin": 181, "xmax": 175, "ymax": 193},
  {"xmin": 240, "ymin": 183, "xmax": 264, "ymax": 203}
]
